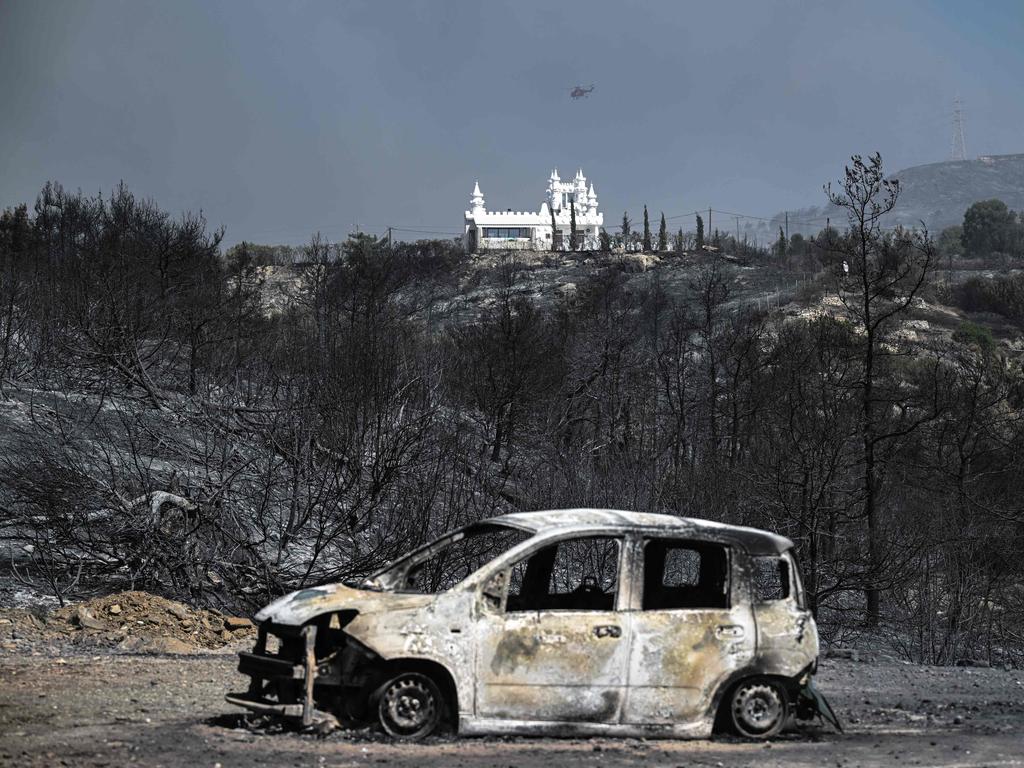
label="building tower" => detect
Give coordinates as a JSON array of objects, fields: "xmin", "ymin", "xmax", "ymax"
[
  {"xmin": 951, "ymin": 95, "xmax": 967, "ymax": 162},
  {"xmin": 470, "ymin": 180, "xmax": 486, "ymax": 213}
]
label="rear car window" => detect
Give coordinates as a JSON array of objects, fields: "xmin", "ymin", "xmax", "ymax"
[
  {"xmin": 641, "ymin": 539, "xmax": 729, "ymax": 610},
  {"xmin": 752, "ymin": 555, "xmax": 790, "ymax": 602}
]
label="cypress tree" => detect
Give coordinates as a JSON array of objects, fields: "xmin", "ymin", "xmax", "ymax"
[
  {"xmin": 621, "ymin": 211, "xmax": 631, "ymax": 250},
  {"xmin": 776, "ymin": 226, "xmax": 787, "ymax": 257},
  {"xmin": 570, "ymin": 200, "xmax": 578, "ymax": 251},
  {"xmin": 696, "ymin": 214, "xmax": 705, "ymax": 249},
  {"xmin": 658, "ymin": 212, "xmax": 668, "ymax": 252},
  {"xmin": 549, "ymin": 204, "xmax": 558, "ymax": 252},
  {"xmin": 643, "ymin": 204, "xmax": 651, "ymax": 252}
]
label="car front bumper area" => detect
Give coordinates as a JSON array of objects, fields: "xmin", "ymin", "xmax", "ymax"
[{"xmin": 226, "ymin": 622, "xmax": 330, "ymax": 728}]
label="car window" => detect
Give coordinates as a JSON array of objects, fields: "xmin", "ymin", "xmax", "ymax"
[
  {"xmin": 400, "ymin": 524, "xmax": 533, "ymax": 593},
  {"xmin": 507, "ymin": 536, "xmax": 620, "ymax": 612},
  {"xmin": 641, "ymin": 539, "xmax": 729, "ymax": 610},
  {"xmin": 752, "ymin": 555, "xmax": 790, "ymax": 602}
]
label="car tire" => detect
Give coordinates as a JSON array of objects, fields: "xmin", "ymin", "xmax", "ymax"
[
  {"xmin": 728, "ymin": 677, "xmax": 789, "ymax": 739},
  {"xmin": 375, "ymin": 672, "xmax": 444, "ymax": 741}
]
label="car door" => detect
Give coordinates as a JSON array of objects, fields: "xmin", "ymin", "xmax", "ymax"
[
  {"xmin": 750, "ymin": 551, "xmax": 817, "ymax": 670},
  {"xmin": 474, "ymin": 534, "xmax": 630, "ymax": 723},
  {"xmin": 622, "ymin": 537, "xmax": 755, "ymax": 726}
]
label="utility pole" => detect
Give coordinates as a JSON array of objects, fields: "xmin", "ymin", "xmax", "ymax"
[
  {"xmin": 785, "ymin": 211, "xmax": 789, "ymax": 242},
  {"xmin": 708, "ymin": 207, "xmax": 712, "ymax": 240}
]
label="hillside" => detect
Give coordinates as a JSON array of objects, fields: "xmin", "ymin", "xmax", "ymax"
[
  {"xmin": 768, "ymin": 153, "xmax": 1024, "ymax": 237},
  {"xmin": 3, "ymin": 182, "xmax": 1024, "ymax": 675}
]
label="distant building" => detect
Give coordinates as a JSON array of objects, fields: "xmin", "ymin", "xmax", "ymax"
[{"xmin": 464, "ymin": 169, "xmax": 603, "ymax": 252}]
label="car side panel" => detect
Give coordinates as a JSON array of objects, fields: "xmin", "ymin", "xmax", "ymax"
[{"xmin": 621, "ymin": 539, "xmax": 755, "ymax": 725}]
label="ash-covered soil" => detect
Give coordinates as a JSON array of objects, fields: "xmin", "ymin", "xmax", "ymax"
[{"xmin": 0, "ymin": 652, "xmax": 1021, "ymax": 768}]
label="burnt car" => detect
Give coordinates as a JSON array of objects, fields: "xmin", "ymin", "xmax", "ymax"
[{"xmin": 227, "ymin": 509, "xmax": 839, "ymax": 740}]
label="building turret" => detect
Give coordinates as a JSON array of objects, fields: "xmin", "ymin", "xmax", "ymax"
[{"xmin": 470, "ymin": 180, "xmax": 485, "ymax": 214}]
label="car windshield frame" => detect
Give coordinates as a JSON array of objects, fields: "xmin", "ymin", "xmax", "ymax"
[{"xmin": 361, "ymin": 521, "xmax": 534, "ymax": 593}]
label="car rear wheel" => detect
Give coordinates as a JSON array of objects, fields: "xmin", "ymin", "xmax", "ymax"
[
  {"xmin": 375, "ymin": 672, "xmax": 444, "ymax": 740},
  {"xmin": 728, "ymin": 677, "xmax": 788, "ymax": 739}
]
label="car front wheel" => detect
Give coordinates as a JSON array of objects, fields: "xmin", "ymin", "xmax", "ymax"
[
  {"xmin": 728, "ymin": 677, "xmax": 788, "ymax": 739},
  {"xmin": 375, "ymin": 672, "xmax": 444, "ymax": 740}
]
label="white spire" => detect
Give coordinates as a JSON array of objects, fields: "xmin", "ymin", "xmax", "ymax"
[{"xmin": 470, "ymin": 180, "xmax": 485, "ymax": 212}]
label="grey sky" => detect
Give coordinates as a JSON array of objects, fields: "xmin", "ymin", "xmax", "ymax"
[{"xmin": 2, "ymin": 0, "xmax": 1022, "ymax": 245}]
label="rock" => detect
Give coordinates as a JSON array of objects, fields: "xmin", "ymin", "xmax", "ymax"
[
  {"xmin": 75, "ymin": 607, "xmax": 107, "ymax": 631},
  {"xmin": 223, "ymin": 616, "xmax": 253, "ymax": 631},
  {"xmin": 149, "ymin": 636, "xmax": 194, "ymax": 655},
  {"xmin": 108, "ymin": 604, "xmax": 122, "ymax": 615},
  {"xmin": 118, "ymin": 636, "xmax": 193, "ymax": 654},
  {"xmin": 165, "ymin": 603, "xmax": 190, "ymax": 621}
]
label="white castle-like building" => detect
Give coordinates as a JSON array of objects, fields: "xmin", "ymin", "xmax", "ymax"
[{"xmin": 464, "ymin": 169, "xmax": 603, "ymax": 252}]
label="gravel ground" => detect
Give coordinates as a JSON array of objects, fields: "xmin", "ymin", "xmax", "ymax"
[{"xmin": 1, "ymin": 652, "xmax": 1022, "ymax": 767}]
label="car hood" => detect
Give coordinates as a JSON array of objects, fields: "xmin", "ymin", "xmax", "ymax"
[{"xmin": 254, "ymin": 583, "xmax": 435, "ymax": 627}]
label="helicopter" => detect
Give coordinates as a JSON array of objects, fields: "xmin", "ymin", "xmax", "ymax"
[{"xmin": 570, "ymin": 84, "xmax": 595, "ymax": 100}]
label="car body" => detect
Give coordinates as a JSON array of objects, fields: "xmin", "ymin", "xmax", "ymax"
[{"xmin": 227, "ymin": 509, "xmax": 836, "ymax": 739}]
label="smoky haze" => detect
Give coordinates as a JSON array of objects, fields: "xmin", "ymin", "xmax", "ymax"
[{"xmin": 1, "ymin": 0, "xmax": 1022, "ymax": 245}]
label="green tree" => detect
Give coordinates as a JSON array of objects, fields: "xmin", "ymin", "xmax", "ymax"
[
  {"xmin": 952, "ymin": 321, "xmax": 995, "ymax": 354},
  {"xmin": 642, "ymin": 205, "xmax": 652, "ymax": 252},
  {"xmin": 789, "ymin": 232, "xmax": 807, "ymax": 258},
  {"xmin": 658, "ymin": 212, "xmax": 668, "ymax": 252},
  {"xmin": 549, "ymin": 204, "xmax": 558, "ymax": 252},
  {"xmin": 937, "ymin": 225, "xmax": 963, "ymax": 259},
  {"xmin": 599, "ymin": 229, "xmax": 611, "ymax": 252},
  {"xmin": 696, "ymin": 214, "xmax": 705, "ymax": 249},
  {"xmin": 621, "ymin": 211, "xmax": 631, "ymax": 250},
  {"xmin": 569, "ymin": 200, "xmax": 578, "ymax": 251},
  {"xmin": 776, "ymin": 227, "xmax": 787, "ymax": 258},
  {"xmin": 674, "ymin": 227, "xmax": 684, "ymax": 253},
  {"xmin": 961, "ymin": 199, "xmax": 1022, "ymax": 255}
]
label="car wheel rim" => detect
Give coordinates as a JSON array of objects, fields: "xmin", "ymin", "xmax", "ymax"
[
  {"xmin": 733, "ymin": 683, "xmax": 783, "ymax": 735},
  {"xmin": 381, "ymin": 677, "xmax": 437, "ymax": 735}
]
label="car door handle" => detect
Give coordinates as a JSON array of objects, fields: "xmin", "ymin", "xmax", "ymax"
[
  {"xmin": 716, "ymin": 624, "xmax": 745, "ymax": 639},
  {"xmin": 593, "ymin": 624, "xmax": 622, "ymax": 639}
]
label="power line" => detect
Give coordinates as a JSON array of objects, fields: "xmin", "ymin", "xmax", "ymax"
[{"xmin": 239, "ymin": 202, "xmax": 880, "ymax": 247}]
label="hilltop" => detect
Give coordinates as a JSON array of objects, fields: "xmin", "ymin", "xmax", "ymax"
[{"xmin": 766, "ymin": 153, "xmax": 1024, "ymax": 237}]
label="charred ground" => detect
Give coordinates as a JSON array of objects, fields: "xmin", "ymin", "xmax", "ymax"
[{"xmin": 1, "ymin": 649, "xmax": 1022, "ymax": 768}]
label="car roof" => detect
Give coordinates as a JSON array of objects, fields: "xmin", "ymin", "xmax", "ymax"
[{"xmin": 484, "ymin": 508, "xmax": 793, "ymax": 556}]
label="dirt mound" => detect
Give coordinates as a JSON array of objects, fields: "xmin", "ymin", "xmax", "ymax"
[{"xmin": 0, "ymin": 590, "xmax": 255, "ymax": 654}]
